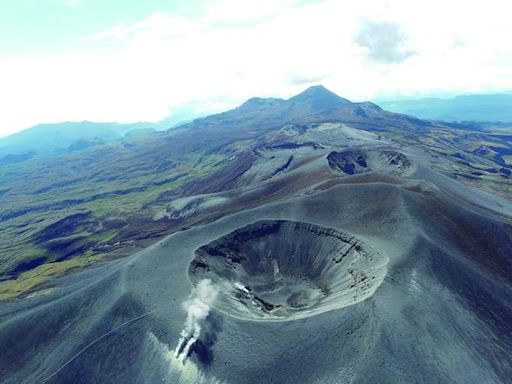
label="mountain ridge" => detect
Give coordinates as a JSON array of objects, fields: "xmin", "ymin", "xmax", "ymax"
[{"xmin": 0, "ymin": 85, "xmax": 482, "ymax": 164}]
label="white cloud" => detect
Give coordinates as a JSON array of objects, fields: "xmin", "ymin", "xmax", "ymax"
[
  {"xmin": 355, "ymin": 21, "xmax": 415, "ymax": 63},
  {"xmin": 1, "ymin": 0, "xmax": 512, "ymax": 136}
]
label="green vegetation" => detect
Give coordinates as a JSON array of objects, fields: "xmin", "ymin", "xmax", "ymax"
[
  {"xmin": 0, "ymin": 253, "xmax": 99, "ymax": 301},
  {"xmin": 0, "ymin": 136, "xmax": 229, "ymax": 299}
]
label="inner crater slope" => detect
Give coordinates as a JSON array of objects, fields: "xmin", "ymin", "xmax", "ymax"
[{"xmin": 189, "ymin": 220, "xmax": 388, "ymax": 321}]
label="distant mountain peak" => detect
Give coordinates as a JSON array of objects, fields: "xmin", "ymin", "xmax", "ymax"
[
  {"xmin": 187, "ymin": 85, "xmax": 385, "ymax": 133},
  {"xmin": 289, "ymin": 85, "xmax": 352, "ymax": 107},
  {"xmin": 293, "ymin": 84, "xmax": 333, "ymax": 96},
  {"xmin": 236, "ymin": 86, "xmax": 352, "ymax": 113}
]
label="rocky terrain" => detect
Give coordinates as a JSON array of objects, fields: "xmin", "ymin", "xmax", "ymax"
[{"xmin": 0, "ymin": 86, "xmax": 511, "ymax": 383}]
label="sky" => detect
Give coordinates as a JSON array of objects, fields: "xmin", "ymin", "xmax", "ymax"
[{"xmin": 0, "ymin": 0, "xmax": 511, "ymax": 136}]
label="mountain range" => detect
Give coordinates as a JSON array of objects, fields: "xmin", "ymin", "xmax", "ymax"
[
  {"xmin": 0, "ymin": 85, "xmax": 511, "ymax": 384},
  {"xmin": 378, "ymin": 93, "xmax": 512, "ymax": 123},
  {"xmin": 4, "ymin": 89, "xmax": 512, "ymax": 166}
]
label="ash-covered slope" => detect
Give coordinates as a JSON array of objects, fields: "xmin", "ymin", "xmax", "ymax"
[
  {"xmin": 0, "ymin": 86, "xmax": 511, "ymax": 384},
  {"xmin": 1, "ymin": 171, "xmax": 511, "ymax": 384}
]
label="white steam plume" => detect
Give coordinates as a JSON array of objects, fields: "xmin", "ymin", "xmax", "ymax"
[{"xmin": 175, "ymin": 279, "xmax": 218, "ymax": 361}]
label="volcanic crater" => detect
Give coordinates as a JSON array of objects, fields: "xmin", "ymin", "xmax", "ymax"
[{"xmin": 189, "ymin": 220, "xmax": 388, "ymax": 321}]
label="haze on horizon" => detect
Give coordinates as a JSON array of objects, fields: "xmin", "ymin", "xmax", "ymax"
[{"xmin": 1, "ymin": 0, "xmax": 511, "ymax": 136}]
